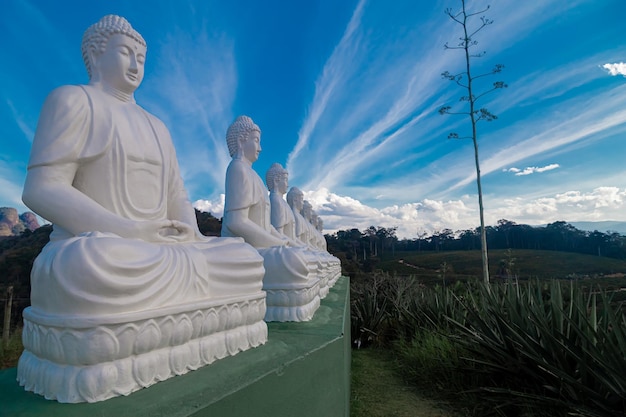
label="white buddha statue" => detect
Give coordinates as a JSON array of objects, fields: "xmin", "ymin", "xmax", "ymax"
[
  {"xmin": 18, "ymin": 15, "xmax": 267, "ymax": 403},
  {"xmin": 315, "ymin": 217, "xmax": 328, "ymax": 251},
  {"xmin": 302, "ymin": 201, "xmax": 321, "ymax": 249},
  {"xmin": 293, "ymin": 195, "xmax": 341, "ymax": 287},
  {"xmin": 222, "ymin": 116, "xmax": 320, "ymax": 322},
  {"xmin": 266, "ymin": 163, "xmax": 330, "ymax": 298},
  {"xmin": 286, "ymin": 187, "xmax": 312, "ymax": 248}
]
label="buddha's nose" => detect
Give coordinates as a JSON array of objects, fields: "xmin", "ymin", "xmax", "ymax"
[{"xmin": 129, "ymin": 58, "xmax": 139, "ymax": 73}]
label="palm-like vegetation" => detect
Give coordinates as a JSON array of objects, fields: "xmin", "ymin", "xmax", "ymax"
[{"xmin": 351, "ymin": 273, "xmax": 626, "ymax": 416}]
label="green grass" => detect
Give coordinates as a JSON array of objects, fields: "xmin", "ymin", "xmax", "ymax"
[
  {"xmin": 378, "ymin": 249, "xmax": 626, "ymax": 283},
  {"xmin": 0, "ymin": 326, "xmax": 22, "ymax": 369},
  {"xmin": 351, "ymin": 347, "xmax": 457, "ymax": 417}
]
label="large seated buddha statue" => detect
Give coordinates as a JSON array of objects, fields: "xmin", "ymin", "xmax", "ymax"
[
  {"xmin": 17, "ymin": 15, "xmax": 267, "ymax": 403},
  {"xmin": 221, "ymin": 116, "xmax": 320, "ymax": 322}
]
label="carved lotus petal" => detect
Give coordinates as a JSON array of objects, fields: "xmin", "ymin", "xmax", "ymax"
[
  {"xmin": 76, "ymin": 364, "xmax": 118, "ymax": 402},
  {"xmin": 190, "ymin": 311, "xmax": 203, "ymax": 339},
  {"xmin": 81, "ymin": 327, "xmax": 119, "ymax": 364},
  {"xmin": 229, "ymin": 304, "xmax": 242, "ymax": 329},
  {"xmin": 249, "ymin": 322, "xmax": 267, "ymax": 347},
  {"xmin": 239, "ymin": 302, "xmax": 250, "ymax": 325},
  {"xmin": 217, "ymin": 306, "xmax": 229, "ymax": 332},
  {"xmin": 170, "ymin": 344, "xmax": 192, "ymax": 375},
  {"xmin": 134, "ymin": 321, "xmax": 161, "ymax": 355},
  {"xmin": 212, "ymin": 334, "xmax": 227, "ymax": 360},
  {"xmin": 254, "ymin": 299, "xmax": 267, "ymax": 321},
  {"xmin": 160, "ymin": 316, "xmax": 175, "ymax": 347},
  {"xmin": 171, "ymin": 316, "xmax": 193, "ymax": 346},
  {"xmin": 133, "ymin": 355, "xmax": 157, "ymax": 387},
  {"xmin": 17, "ymin": 352, "xmax": 36, "ymax": 389},
  {"xmin": 116, "ymin": 324, "xmax": 138, "ymax": 358},
  {"xmin": 187, "ymin": 341, "xmax": 201, "ymax": 370},
  {"xmin": 21, "ymin": 321, "xmax": 35, "ymax": 352},
  {"xmin": 59, "ymin": 331, "xmax": 80, "ymax": 365},
  {"xmin": 226, "ymin": 328, "xmax": 246, "ymax": 355},
  {"xmin": 44, "ymin": 329, "xmax": 63, "ymax": 363},
  {"xmin": 200, "ymin": 334, "xmax": 222, "ymax": 364},
  {"xmin": 202, "ymin": 310, "xmax": 219, "ymax": 336}
]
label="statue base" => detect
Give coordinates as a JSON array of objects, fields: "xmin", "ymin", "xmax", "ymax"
[
  {"xmin": 1, "ymin": 277, "xmax": 350, "ymax": 417},
  {"xmin": 16, "ymin": 293, "xmax": 268, "ymax": 403},
  {"xmin": 264, "ymin": 280, "xmax": 321, "ymax": 322}
]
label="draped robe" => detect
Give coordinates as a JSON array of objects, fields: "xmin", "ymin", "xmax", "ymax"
[
  {"xmin": 222, "ymin": 159, "xmax": 315, "ymax": 289},
  {"xmin": 28, "ymin": 85, "xmax": 264, "ymax": 316}
]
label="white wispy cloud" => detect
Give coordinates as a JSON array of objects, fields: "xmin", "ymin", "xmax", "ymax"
[
  {"xmin": 142, "ymin": 28, "xmax": 237, "ymax": 198},
  {"xmin": 286, "ymin": 3, "xmax": 461, "ymax": 191},
  {"xmin": 449, "ymin": 83, "xmax": 626, "ymax": 191},
  {"xmin": 0, "ymin": 160, "xmax": 27, "ymax": 210},
  {"xmin": 505, "ymin": 164, "xmax": 560, "ymax": 176},
  {"xmin": 194, "ymin": 194, "xmax": 225, "ymax": 219},
  {"xmin": 5, "ymin": 99, "xmax": 34, "ymax": 143},
  {"xmin": 286, "ymin": 0, "xmax": 367, "ymax": 176},
  {"xmin": 603, "ymin": 63, "xmax": 626, "ymax": 77},
  {"xmin": 250, "ymin": 186, "xmax": 626, "ymax": 239},
  {"xmin": 283, "ymin": 0, "xmax": 600, "ymax": 207}
]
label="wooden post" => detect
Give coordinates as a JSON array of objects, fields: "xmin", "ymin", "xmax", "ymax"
[{"xmin": 2, "ymin": 286, "xmax": 13, "ymax": 347}]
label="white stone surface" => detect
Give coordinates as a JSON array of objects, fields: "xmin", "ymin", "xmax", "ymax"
[
  {"xmin": 221, "ymin": 117, "xmax": 320, "ymax": 321},
  {"xmin": 288, "ymin": 189, "xmax": 342, "ymax": 290},
  {"xmin": 17, "ymin": 15, "xmax": 267, "ymax": 403}
]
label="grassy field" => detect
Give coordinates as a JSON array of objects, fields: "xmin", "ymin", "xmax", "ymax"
[
  {"xmin": 377, "ymin": 249, "xmax": 626, "ymax": 283},
  {"xmin": 351, "ymin": 347, "xmax": 457, "ymax": 417},
  {"xmin": 0, "ymin": 327, "xmax": 22, "ymax": 369}
]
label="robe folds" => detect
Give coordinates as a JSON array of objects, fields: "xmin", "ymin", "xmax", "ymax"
[
  {"xmin": 222, "ymin": 159, "xmax": 315, "ymax": 289},
  {"xmin": 28, "ymin": 85, "xmax": 264, "ymax": 316}
]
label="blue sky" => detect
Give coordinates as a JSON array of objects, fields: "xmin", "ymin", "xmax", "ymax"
[{"xmin": 1, "ymin": 0, "xmax": 625, "ymax": 239}]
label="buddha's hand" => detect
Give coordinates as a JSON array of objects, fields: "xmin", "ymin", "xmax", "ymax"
[
  {"xmin": 157, "ymin": 220, "xmax": 196, "ymax": 242},
  {"xmin": 131, "ymin": 220, "xmax": 195, "ymax": 243}
]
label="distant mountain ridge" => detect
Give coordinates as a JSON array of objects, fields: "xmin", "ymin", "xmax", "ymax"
[
  {"xmin": 563, "ymin": 221, "xmax": 626, "ymax": 235},
  {"xmin": 0, "ymin": 207, "xmax": 40, "ymax": 237}
]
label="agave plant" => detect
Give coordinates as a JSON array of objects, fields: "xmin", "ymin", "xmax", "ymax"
[
  {"xmin": 447, "ymin": 280, "xmax": 626, "ymax": 417},
  {"xmin": 350, "ymin": 272, "xmax": 392, "ymax": 347}
]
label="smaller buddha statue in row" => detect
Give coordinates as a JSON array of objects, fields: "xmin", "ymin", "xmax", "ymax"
[{"xmin": 222, "ymin": 116, "xmax": 321, "ymax": 321}]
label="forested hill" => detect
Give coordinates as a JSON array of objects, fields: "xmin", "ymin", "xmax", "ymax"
[{"xmin": 326, "ymin": 220, "xmax": 626, "ymax": 262}]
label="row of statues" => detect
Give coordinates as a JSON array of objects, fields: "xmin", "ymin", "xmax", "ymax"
[
  {"xmin": 17, "ymin": 15, "xmax": 339, "ymax": 403},
  {"xmin": 222, "ymin": 116, "xmax": 340, "ymax": 322}
]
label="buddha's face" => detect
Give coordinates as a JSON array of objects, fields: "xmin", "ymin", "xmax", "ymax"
[
  {"xmin": 242, "ymin": 130, "xmax": 261, "ymax": 164},
  {"xmin": 93, "ymin": 33, "xmax": 146, "ymax": 94},
  {"xmin": 303, "ymin": 204, "xmax": 311, "ymax": 219},
  {"xmin": 277, "ymin": 174, "xmax": 288, "ymax": 194},
  {"xmin": 291, "ymin": 193, "xmax": 303, "ymax": 210}
]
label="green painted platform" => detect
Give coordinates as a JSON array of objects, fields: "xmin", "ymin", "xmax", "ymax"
[{"xmin": 0, "ymin": 277, "xmax": 350, "ymax": 417}]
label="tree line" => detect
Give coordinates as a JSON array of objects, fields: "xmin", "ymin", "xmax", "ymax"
[{"xmin": 326, "ymin": 220, "xmax": 626, "ymax": 262}]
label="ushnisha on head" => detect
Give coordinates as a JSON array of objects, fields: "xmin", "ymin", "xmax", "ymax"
[
  {"xmin": 81, "ymin": 15, "xmax": 146, "ymax": 80},
  {"xmin": 287, "ymin": 186, "xmax": 304, "ymax": 209},
  {"xmin": 226, "ymin": 116, "xmax": 262, "ymax": 163},
  {"xmin": 266, "ymin": 163, "xmax": 288, "ymax": 192}
]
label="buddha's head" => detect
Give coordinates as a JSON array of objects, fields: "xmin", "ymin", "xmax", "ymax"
[
  {"xmin": 287, "ymin": 187, "xmax": 304, "ymax": 211},
  {"xmin": 226, "ymin": 116, "xmax": 262, "ymax": 164},
  {"xmin": 302, "ymin": 200, "xmax": 313, "ymax": 220},
  {"xmin": 266, "ymin": 163, "xmax": 288, "ymax": 194},
  {"xmin": 82, "ymin": 15, "xmax": 147, "ymax": 94}
]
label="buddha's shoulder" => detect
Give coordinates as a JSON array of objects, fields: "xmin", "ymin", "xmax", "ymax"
[
  {"xmin": 40, "ymin": 85, "xmax": 92, "ymax": 110},
  {"xmin": 47, "ymin": 84, "xmax": 88, "ymax": 99}
]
